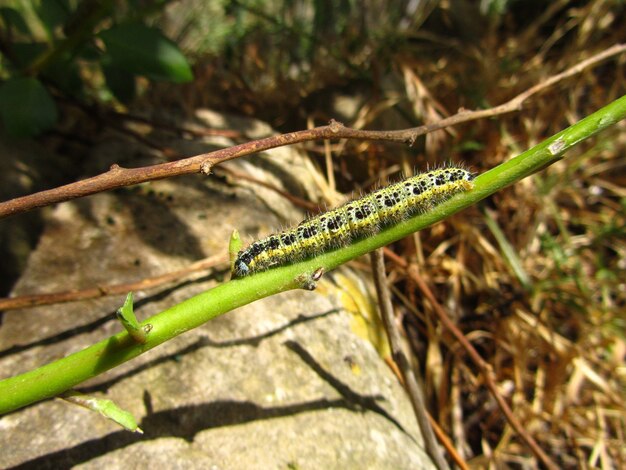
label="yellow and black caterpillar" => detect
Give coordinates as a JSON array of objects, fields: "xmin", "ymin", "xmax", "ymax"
[{"xmin": 233, "ymin": 167, "xmax": 474, "ymax": 277}]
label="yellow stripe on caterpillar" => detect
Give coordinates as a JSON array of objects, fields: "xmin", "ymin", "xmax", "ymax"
[{"xmin": 233, "ymin": 167, "xmax": 474, "ymax": 277}]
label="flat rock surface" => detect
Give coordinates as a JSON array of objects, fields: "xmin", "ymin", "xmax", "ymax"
[{"xmin": 0, "ymin": 112, "xmax": 435, "ymax": 469}]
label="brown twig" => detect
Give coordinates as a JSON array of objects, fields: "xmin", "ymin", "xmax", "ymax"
[
  {"xmin": 75, "ymin": 107, "xmax": 314, "ymax": 213},
  {"xmin": 370, "ymin": 249, "xmax": 451, "ymax": 470},
  {"xmin": 384, "ymin": 250, "xmax": 559, "ymax": 470},
  {"xmin": 426, "ymin": 414, "xmax": 470, "ymax": 470},
  {"xmin": 387, "ymin": 330, "xmax": 472, "ymax": 470},
  {"xmin": 0, "ymin": 254, "xmax": 227, "ymax": 311},
  {"xmin": 1, "ymin": 44, "xmax": 623, "ymax": 219}
]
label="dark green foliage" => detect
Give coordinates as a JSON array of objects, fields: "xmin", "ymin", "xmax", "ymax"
[
  {"xmin": 101, "ymin": 61, "xmax": 137, "ymax": 104},
  {"xmin": 35, "ymin": 0, "xmax": 71, "ymax": 35},
  {"xmin": 100, "ymin": 23, "xmax": 193, "ymax": 83},
  {"xmin": 0, "ymin": 0, "xmax": 193, "ymax": 137},
  {"xmin": 0, "ymin": 77, "xmax": 58, "ymax": 137},
  {"xmin": 0, "ymin": 7, "xmax": 30, "ymax": 35}
]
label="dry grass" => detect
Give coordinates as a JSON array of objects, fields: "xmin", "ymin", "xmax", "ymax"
[
  {"xmin": 0, "ymin": 0, "xmax": 622, "ymax": 466},
  {"xmin": 371, "ymin": 3, "xmax": 626, "ymax": 467},
  {"xmin": 179, "ymin": 1, "xmax": 626, "ymax": 467},
  {"xmin": 131, "ymin": 1, "xmax": 626, "ymax": 467}
]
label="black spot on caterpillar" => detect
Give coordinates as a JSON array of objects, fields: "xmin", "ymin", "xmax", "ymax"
[{"xmin": 233, "ymin": 167, "xmax": 474, "ymax": 277}]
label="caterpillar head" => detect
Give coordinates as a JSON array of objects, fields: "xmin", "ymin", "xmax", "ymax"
[{"xmin": 233, "ymin": 257, "xmax": 251, "ymax": 278}]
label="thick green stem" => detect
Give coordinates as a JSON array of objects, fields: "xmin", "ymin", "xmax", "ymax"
[{"xmin": 0, "ymin": 94, "xmax": 625, "ymax": 415}]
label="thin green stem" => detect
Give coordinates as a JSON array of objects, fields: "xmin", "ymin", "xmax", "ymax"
[{"xmin": 0, "ymin": 94, "xmax": 625, "ymax": 415}]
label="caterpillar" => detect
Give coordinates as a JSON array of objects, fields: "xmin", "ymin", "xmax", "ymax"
[{"xmin": 233, "ymin": 166, "xmax": 474, "ymax": 277}]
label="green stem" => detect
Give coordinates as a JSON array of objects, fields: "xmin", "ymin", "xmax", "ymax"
[{"xmin": 1, "ymin": 94, "xmax": 625, "ymax": 415}]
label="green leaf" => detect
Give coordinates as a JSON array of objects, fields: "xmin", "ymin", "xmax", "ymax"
[
  {"xmin": 8, "ymin": 42, "xmax": 83, "ymax": 96},
  {"xmin": 116, "ymin": 292, "xmax": 150, "ymax": 343},
  {"xmin": 229, "ymin": 229, "xmax": 242, "ymax": 273},
  {"xmin": 482, "ymin": 208, "xmax": 531, "ymax": 290},
  {"xmin": 102, "ymin": 61, "xmax": 136, "ymax": 103},
  {"xmin": 61, "ymin": 390, "xmax": 143, "ymax": 433},
  {"xmin": 35, "ymin": 0, "xmax": 70, "ymax": 35},
  {"xmin": 0, "ymin": 7, "xmax": 31, "ymax": 36},
  {"xmin": 99, "ymin": 23, "xmax": 193, "ymax": 83},
  {"xmin": 0, "ymin": 77, "xmax": 58, "ymax": 137},
  {"xmin": 7, "ymin": 42, "xmax": 47, "ymax": 69},
  {"xmin": 43, "ymin": 57, "xmax": 83, "ymax": 96}
]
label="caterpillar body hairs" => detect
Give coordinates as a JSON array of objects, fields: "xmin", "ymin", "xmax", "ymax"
[{"xmin": 233, "ymin": 166, "xmax": 474, "ymax": 278}]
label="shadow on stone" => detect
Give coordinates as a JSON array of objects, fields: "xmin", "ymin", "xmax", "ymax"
[
  {"xmin": 0, "ymin": 274, "xmax": 218, "ymax": 361},
  {"xmin": 80, "ymin": 309, "xmax": 340, "ymax": 394},
  {"xmin": 284, "ymin": 340, "xmax": 411, "ymax": 438},
  {"xmin": 9, "ymin": 397, "xmax": 378, "ymax": 469}
]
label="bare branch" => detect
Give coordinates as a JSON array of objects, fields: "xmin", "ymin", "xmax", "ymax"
[
  {"xmin": 0, "ymin": 255, "xmax": 226, "ymax": 311},
  {"xmin": 1, "ymin": 43, "xmax": 623, "ymax": 219}
]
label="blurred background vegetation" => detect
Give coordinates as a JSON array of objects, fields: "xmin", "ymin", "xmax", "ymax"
[{"xmin": 1, "ymin": 0, "xmax": 625, "ymax": 468}]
